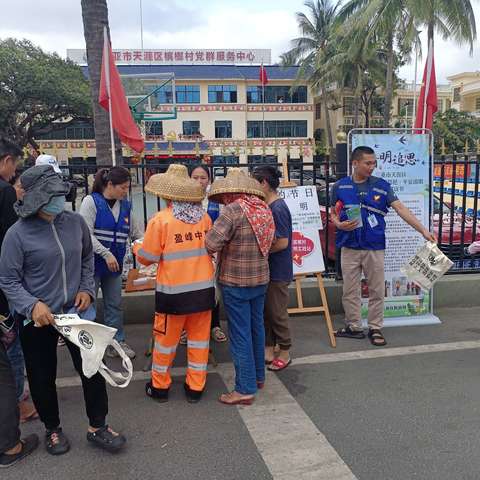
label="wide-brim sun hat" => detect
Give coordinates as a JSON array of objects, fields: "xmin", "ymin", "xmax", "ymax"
[
  {"xmin": 14, "ymin": 164, "xmax": 70, "ymax": 218},
  {"xmin": 145, "ymin": 164, "xmax": 205, "ymax": 202},
  {"xmin": 208, "ymin": 168, "xmax": 265, "ymax": 203}
]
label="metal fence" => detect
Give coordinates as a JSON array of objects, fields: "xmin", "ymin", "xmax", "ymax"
[{"xmin": 54, "ymin": 152, "xmax": 480, "ymax": 276}]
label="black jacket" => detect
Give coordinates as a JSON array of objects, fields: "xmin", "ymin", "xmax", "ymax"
[{"xmin": 0, "ymin": 178, "xmax": 17, "ymax": 250}]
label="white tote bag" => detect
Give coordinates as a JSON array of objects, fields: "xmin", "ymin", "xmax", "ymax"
[
  {"xmin": 53, "ymin": 314, "xmax": 133, "ymax": 388},
  {"xmin": 400, "ymin": 241, "xmax": 453, "ymax": 291}
]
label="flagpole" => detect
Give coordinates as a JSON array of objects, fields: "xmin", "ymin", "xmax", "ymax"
[
  {"xmin": 422, "ymin": 38, "xmax": 433, "ymax": 130},
  {"xmin": 103, "ymin": 26, "xmax": 116, "ymax": 166},
  {"xmin": 412, "ymin": 37, "xmax": 418, "ymax": 130},
  {"xmin": 261, "ymin": 63, "xmax": 265, "ymax": 161}
]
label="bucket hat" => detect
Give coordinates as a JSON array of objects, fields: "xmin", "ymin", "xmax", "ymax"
[
  {"xmin": 145, "ymin": 164, "xmax": 204, "ymax": 202},
  {"xmin": 14, "ymin": 165, "xmax": 70, "ymax": 218},
  {"xmin": 208, "ymin": 168, "xmax": 265, "ymax": 203}
]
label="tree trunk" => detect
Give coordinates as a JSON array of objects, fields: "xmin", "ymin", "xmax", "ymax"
[
  {"xmin": 81, "ymin": 0, "xmax": 113, "ymax": 166},
  {"xmin": 383, "ymin": 33, "xmax": 394, "ymax": 128},
  {"xmin": 353, "ymin": 67, "xmax": 363, "ymax": 129},
  {"xmin": 321, "ymin": 82, "xmax": 334, "ymax": 148}
]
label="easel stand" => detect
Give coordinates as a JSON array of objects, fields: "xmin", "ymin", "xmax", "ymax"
[{"xmin": 287, "ymin": 273, "xmax": 336, "ymax": 348}]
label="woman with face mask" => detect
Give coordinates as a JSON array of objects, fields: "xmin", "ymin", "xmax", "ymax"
[
  {"xmin": 0, "ymin": 165, "xmax": 126, "ymax": 456},
  {"xmin": 79, "ymin": 167, "xmax": 143, "ymax": 359}
]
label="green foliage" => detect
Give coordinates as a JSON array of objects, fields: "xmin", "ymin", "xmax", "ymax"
[
  {"xmin": 433, "ymin": 109, "xmax": 480, "ymax": 153},
  {"xmin": 0, "ymin": 38, "xmax": 91, "ymax": 148}
]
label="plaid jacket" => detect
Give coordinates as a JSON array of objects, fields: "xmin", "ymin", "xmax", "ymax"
[{"xmin": 205, "ymin": 202, "xmax": 269, "ymax": 287}]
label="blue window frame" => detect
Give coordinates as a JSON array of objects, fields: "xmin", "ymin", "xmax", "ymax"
[
  {"xmin": 208, "ymin": 85, "xmax": 237, "ymax": 103},
  {"xmin": 183, "ymin": 121, "xmax": 200, "ymax": 135},
  {"xmin": 215, "ymin": 121, "xmax": 232, "ymax": 138},
  {"xmin": 246, "ymin": 85, "xmax": 307, "ymax": 103},
  {"xmin": 155, "ymin": 85, "xmax": 200, "ymax": 104},
  {"xmin": 247, "ymin": 120, "xmax": 308, "ymax": 138}
]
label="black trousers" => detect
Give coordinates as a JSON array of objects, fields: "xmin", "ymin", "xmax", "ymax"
[
  {"xmin": 211, "ymin": 303, "xmax": 220, "ymax": 329},
  {"xmin": 0, "ymin": 341, "xmax": 20, "ymax": 454},
  {"xmin": 20, "ymin": 322, "xmax": 109, "ymax": 430}
]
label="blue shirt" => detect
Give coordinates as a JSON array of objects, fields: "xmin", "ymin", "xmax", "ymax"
[{"xmin": 269, "ymin": 198, "xmax": 293, "ymax": 282}]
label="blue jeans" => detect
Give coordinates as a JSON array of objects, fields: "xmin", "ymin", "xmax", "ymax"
[
  {"xmin": 6, "ymin": 332, "xmax": 25, "ymax": 401},
  {"xmin": 95, "ymin": 275, "xmax": 125, "ymax": 342},
  {"xmin": 221, "ymin": 284, "xmax": 267, "ymax": 395}
]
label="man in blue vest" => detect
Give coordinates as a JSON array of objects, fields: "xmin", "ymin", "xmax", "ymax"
[{"xmin": 331, "ymin": 146, "xmax": 435, "ymax": 346}]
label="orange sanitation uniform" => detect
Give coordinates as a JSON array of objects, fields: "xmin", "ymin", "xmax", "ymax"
[{"xmin": 134, "ymin": 207, "xmax": 215, "ymax": 392}]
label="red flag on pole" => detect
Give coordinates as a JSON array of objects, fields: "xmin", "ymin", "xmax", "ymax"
[
  {"xmin": 99, "ymin": 29, "xmax": 144, "ymax": 155},
  {"xmin": 414, "ymin": 39, "xmax": 437, "ymax": 131},
  {"xmin": 259, "ymin": 63, "xmax": 268, "ymax": 85}
]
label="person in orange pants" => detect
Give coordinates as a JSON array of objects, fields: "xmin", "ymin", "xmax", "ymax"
[{"xmin": 134, "ymin": 164, "xmax": 215, "ymax": 403}]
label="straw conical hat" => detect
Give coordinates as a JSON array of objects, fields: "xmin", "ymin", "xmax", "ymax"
[
  {"xmin": 145, "ymin": 164, "xmax": 204, "ymax": 202},
  {"xmin": 208, "ymin": 168, "xmax": 265, "ymax": 203}
]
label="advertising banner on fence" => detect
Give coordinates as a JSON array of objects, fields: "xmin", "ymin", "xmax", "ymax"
[
  {"xmin": 351, "ymin": 132, "xmax": 439, "ymax": 326},
  {"xmin": 279, "ymin": 185, "xmax": 325, "ymax": 275}
]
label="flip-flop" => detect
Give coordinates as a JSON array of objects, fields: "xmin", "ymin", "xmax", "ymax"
[{"xmin": 268, "ymin": 358, "xmax": 292, "ymax": 372}]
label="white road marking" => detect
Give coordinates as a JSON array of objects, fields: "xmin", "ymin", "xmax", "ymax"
[{"xmin": 217, "ymin": 364, "xmax": 357, "ymax": 480}]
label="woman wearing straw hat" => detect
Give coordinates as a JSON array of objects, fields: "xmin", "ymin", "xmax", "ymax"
[
  {"xmin": 206, "ymin": 168, "xmax": 275, "ymax": 405},
  {"xmin": 134, "ymin": 164, "xmax": 215, "ymax": 403}
]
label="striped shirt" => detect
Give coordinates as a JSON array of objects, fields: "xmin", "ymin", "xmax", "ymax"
[{"xmin": 205, "ymin": 202, "xmax": 269, "ymax": 287}]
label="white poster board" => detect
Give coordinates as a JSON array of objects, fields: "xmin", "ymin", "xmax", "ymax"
[
  {"xmin": 350, "ymin": 132, "xmax": 439, "ymax": 327},
  {"xmin": 279, "ymin": 185, "xmax": 325, "ymax": 274}
]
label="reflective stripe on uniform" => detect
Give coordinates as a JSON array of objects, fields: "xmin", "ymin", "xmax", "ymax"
[
  {"xmin": 154, "ymin": 342, "xmax": 177, "ymax": 354},
  {"xmin": 339, "ymin": 185, "xmax": 354, "ymax": 189},
  {"xmin": 156, "ymin": 279, "xmax": 215, "ymax": 295},
  {"xmin": 116, "ymin": 231, "xmax": 129, "ymax": 238},
  {"xmin": 138, "ymin": 248, "xmax": 161, "ymax": 262},
  {"xmin": 95, "ymin": 235, "xmax": 114, "ymax": 243},
  {"xmin": 373, "ymin": 187, "xmax": 387, "ymax": 195},
  {"xmin": 187, "ymin": 339, "xmax": 209, "ymax": 349},
  {"xmin": 188, "ymin": 361, "xmax": 207, "ymax": 371},
  {"xmin": 94, "ymin": 228, "xmax": 129, "ymax": 238},
  {"xmin": 162, "ymin": 248, "xmax": 208, "ymax": 261},
  {"xmin": 361, "ymin": 204, "xmax": 387, "ymax": 216},
  {"xmin": 152, "ymin": 363, "xmax": 169, "ymax": 373}
]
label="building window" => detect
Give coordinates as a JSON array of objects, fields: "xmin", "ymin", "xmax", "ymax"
[
  {"xmin": 176, "ymin": 85, "xmax": 200, "ymax": 103},
  {"xmin": 248, "ymin": 155, "xmax": 278, "ymax": 166},
  {"xmin": 208, "ymin": 85, "xmax": 237, "ymax": 103},
  {"xmin": 475, "ymin": 98, "xmax": 480, "ymax": 111},
  {"xmin": 247, "ymin": 120, "xmax": 308, "ymax": 138},
  {"xmin": 398, "ymin": 98, "xmax": 413, "ymax": 117},
  {"xmin": 212, "ymin": 155, "xmax": 238, "ymax": 165},
  {"xmin": 183, "ymin": 121, "xmax": 200, "ymax": 135},
  {"xmin": 154, "ymin": 85, "xmax": 200, "ymax": 104},
  {"xmin": 215, "ymin": 120, "xmax": 232, "ymax": 138},
  {"xmin": 453, "ymin": 87, "xmax": 461, "ymax": 103},
  {"xmin": 147, "ymin": 121, "xmax": 163, "ymax": 136},
  {"xmin": 343, "ymin": 96, "xmax": 355, "ymax": 116},
  {"xmin": 315, "ymin": 103, "xmax": 322, "ymax": 119},
  {"xmin": 246, "ymin": 85, "xmax": 307, "ymax": 103}
]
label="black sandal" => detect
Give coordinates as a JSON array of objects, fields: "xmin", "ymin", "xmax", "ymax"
[
  {"xmin": 0, "ymin": 434, "xmax": 39, "ymax": 468},
  {"xmin": 334, "ymin": 325, "xmax": 366, "ymax": 339},
  {"xmin": 368, "ymin": 329, "xmax": 387, "ymax": 347},
  {"xmin": 87, "ymin": 425, "xmax": 126, "ymax": 453}
]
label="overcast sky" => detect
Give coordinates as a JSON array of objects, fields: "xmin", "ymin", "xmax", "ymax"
[{"xmin": 1, "ymin": 0, "xmax": 480, "ymax": 84}]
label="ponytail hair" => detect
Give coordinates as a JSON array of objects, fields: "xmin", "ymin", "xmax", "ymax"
[
  {"xmin": 252, "ymin": 165, "xmax": 282, "ymax": 190},
  {"xmin": 92, "ymin": 166, "xmax": 131, "ymax": 194}
]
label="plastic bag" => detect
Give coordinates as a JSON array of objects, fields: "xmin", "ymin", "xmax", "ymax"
[
  {"xmin": 53, "ymin": 314, "xmax": 133, "ymax": 388},
  {"xmin": 400, "ymin": 241, "xmax": 453, "ymax": 291}
]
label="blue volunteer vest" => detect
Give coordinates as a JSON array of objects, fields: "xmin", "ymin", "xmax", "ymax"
[
  {"xmin": 92, "ymin": 192, "xmax": 131, "ymax": 278},
  {"xmin": 335, "ymin": 176, "xmax": 390, "ymax": 250}
]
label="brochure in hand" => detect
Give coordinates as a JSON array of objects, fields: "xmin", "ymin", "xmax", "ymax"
[{"xmin": 346, "ymin": 205, "xmax": 363, "ymax": 229}]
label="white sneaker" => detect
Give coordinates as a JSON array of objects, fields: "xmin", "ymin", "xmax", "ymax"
[{"xmin": 119, "ymin": 341, "xmax": 136, "ymax": 359}]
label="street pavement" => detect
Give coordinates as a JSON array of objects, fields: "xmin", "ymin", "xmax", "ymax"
[{"xmin": 4, "ymin": 306, "xmax": 480, "ymax": 480}]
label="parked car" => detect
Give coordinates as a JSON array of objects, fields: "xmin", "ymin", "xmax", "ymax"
[{"xmin": 316, "ymin": 184, "xmax": 480, "ymax": 265}]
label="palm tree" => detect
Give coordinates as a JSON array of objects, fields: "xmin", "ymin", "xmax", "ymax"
[
  {"xmin": 81, "ymin": 0, "xmax": 116, "ymax": 165},
  {"xmin": 340, "ymin": 0, "xmax": 418, "ymax": 128},
  {"xmin": 341, "ymin": 0, "xmax": 476, "ymax": 128},
  {"xmin": 282, "ymin": 0, "xmax": 341, "ymax": 149}
]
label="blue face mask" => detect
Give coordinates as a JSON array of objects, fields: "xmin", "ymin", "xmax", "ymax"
[{"xmin": 41, "ymin": 195, "xmax": 66, "ymax": 216}]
